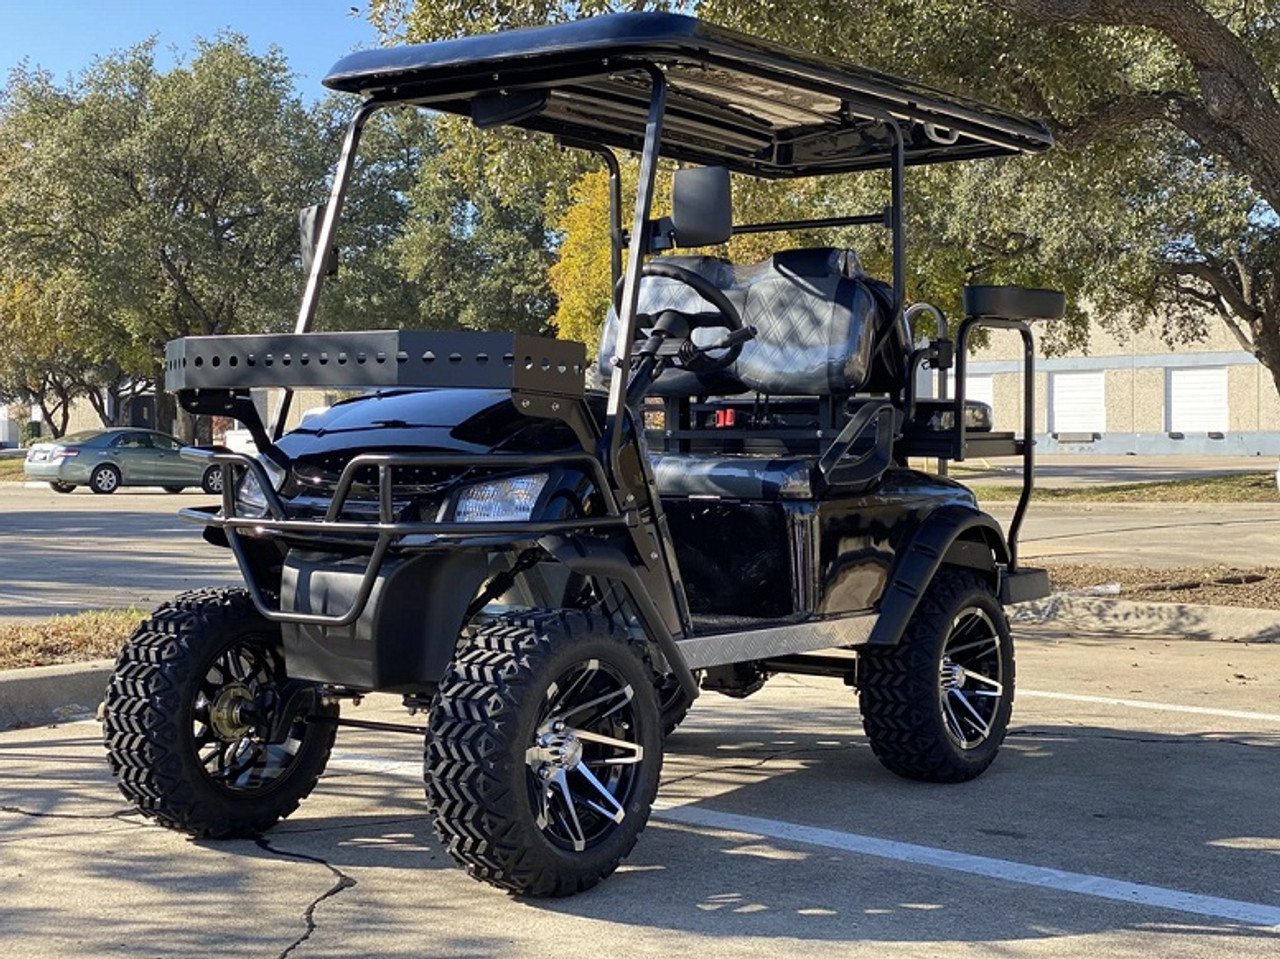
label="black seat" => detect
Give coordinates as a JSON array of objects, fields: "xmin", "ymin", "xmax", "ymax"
[
  {"xmin": 598, "ymin": 247, "xmax": 907, "ymax": 500},
  {"xmin": 598, "ymin": 247, "xmax": 905, "ymax": 398},
  {"xmin": 649, "ymin": 453, "xmax": 815, "ymax": 499}
]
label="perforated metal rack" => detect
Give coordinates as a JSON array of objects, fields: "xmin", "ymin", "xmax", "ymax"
[{"xmin": 164, "ymin": 330, "xmax": 587, "ymax": 396}]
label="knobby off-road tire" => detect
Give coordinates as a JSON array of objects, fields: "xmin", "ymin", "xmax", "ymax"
[
  {"xmin": 656, "ymin": 671, "xmax": 697, "ymax": 737},
  {"xmin": 103, "ymin": 587, "xmax": 337, "ymax": 838},
  {"xmin": 426, "ymin": 610, "xmax": 662, "ymax": 897},
  {"xmin": 857, "ymin": 567, "xmax": 1014, "ymax": 783}
]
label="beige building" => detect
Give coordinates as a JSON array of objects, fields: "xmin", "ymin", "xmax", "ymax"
[{"xmin": 955, "ymin": 319, "xmax": 1280, "ymax": 456}]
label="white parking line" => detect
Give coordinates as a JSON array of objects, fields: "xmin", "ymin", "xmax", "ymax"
[
  {"xmin": 328, "ymin": 753, "xmax": 1280, "ymax": 929},
  {"xmin": 0, "ymin": 591, "xmax": 84, "ymax": 606},
  {"xmin": 653, "ymin": 804, "xmax": 1280, "ymax": 930},
  {"xmin": 1019, "ymin": 689, "xmax": 1280, "ymax": 724}
]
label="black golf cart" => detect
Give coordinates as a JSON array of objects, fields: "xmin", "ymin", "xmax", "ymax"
[{"xmin": 103, "ymin": 12, "xmax": 1064, "ymax": 897}]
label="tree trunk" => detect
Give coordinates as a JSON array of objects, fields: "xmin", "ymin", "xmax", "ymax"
[
  {"xmin": 87, "ymin": 388, "xmax": 113, "ymax": 428},
  {"xmin": 174, "ymin": 402, "xmax": 196, "ymax": 444},
  {"xmin": 1254, "ymin": 312, "xmax": 1280, "ymax": 409}
]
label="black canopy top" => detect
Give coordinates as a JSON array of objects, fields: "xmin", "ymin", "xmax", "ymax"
[{"xmin": 323, "ymin": 13, "xmax": 1052, "ymax": 178}]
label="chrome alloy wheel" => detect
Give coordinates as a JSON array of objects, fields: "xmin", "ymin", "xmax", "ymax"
[
  {"xmin": 938, "ymin": 607, "xmax": 1005, "ymax": 750},
  {"xmin": 524, "ymin": 658, "xmax": 644, "ymax": 852}
]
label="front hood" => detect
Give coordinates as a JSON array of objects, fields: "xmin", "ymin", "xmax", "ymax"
[
  {"xmin": 278, "ymin": 388, "xmax": 584, "ymax": 456},
  {"xmin": 272, "ymin": 388, "xmax": 588, "ymax": 497}
]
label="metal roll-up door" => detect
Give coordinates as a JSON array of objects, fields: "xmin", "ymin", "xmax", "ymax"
[
  {"xmin": 1167, "ymin": 367, "xmax": 1227, "ymax": 433},
  {"xmin": 1049, "ymin": 370, "xmax": 1105, "ymax": 434}
]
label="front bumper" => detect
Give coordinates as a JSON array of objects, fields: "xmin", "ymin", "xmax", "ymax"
[
  {"xmin": 182, "ymin": 448, "xmax": 627, "ymax": 628},
  {"xmin": 181, "ymin": 448, "xmax": 631, "ymax": 692}
]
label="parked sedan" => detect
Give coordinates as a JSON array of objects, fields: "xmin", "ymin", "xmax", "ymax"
[{"xmin": 24, "ymin": 428, "xmax": 223, "ymax": 495}]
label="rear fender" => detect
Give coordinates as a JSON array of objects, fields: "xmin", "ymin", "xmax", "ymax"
[{"xmin": 865, "ymin": 504, "xmax": 1009, "ymax": 647}]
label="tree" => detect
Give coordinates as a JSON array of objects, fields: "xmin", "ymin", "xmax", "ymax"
[
  {"xmin": 391, "ymin": 131, "xmax": 559, "ymax": 335},
  {"xmin": 369, "ymin": 0, "xmax": 1280, "ymax": 398},
  {"xmin": 0, "ymin": 38, "xmax": 331, "ymax": 439}
]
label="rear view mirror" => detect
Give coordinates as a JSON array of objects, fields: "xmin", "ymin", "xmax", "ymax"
[
  {"xmin": 672, "ymin": 166, "xmax": 732, "ymax": 248},
  {"xmin": 299, "ymin": 204, "xmax": 339, "ymax": 277}
]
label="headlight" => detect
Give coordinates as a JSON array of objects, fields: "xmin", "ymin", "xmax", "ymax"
[
  {"xmin": 453, "ymin": 473, "xmax": 549, "ymax": 523},
  {"xmin": 235, "ymin": 455, "xmax": 287, "ymax": 516}
]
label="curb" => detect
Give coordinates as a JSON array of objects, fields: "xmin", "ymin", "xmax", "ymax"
[
  {"xmin": 0, "ymin": 659, "xmax": 113, "ymax": 731},
  {"xmin": 1011, "ymin": 594, "xmax": 1280, "ymax": 643},
  {"xmin": 2, "ymin": 595, "xmax": 1277, "ymax": 732}
]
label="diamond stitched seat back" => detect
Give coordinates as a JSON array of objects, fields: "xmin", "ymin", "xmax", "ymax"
[
  {"xmin": 597, "ymin": 248, "xmax": 897, "ymax": 397},
  {"xmin": 597, "ymin": 255, "xmax": 748, "ymax": 396}
]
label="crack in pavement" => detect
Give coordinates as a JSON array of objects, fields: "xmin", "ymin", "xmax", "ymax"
[
  {"xmin": 1008, "ymin": 728, "xmax": 1274, "ymax": 750},
  {"xmin": 274, "ymin": 814, "xmax": 426, "ymax": 837},
  {"xmin": 0, "ymin": 803, "xmax": 140, "ymax": 823},
  {"xmin": 255, "ymin": 837, "xmax": 357, "ymax": 959},
  {"xmin": 0, "ymin": 804, "xmax": 146, "ymax": 845}
]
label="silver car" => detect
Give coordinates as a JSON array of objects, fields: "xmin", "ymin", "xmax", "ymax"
[{"xmin": 23, "ymin": 428, "xmax": 223, "ymax": 495}]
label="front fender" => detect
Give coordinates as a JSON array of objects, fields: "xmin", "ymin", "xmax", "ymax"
[
  {"xmin": 280, "ymin": 548, "xmax": 489, "ymax": 692},
  {"xmin": 865, "ymin": 504, "xmax": 1010, "ymax": 647}
]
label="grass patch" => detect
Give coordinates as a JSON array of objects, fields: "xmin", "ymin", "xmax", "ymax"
[
  {"xmin": 974, "ymin": 471, "xmax": 1280, "ymax": 504},
  {"xmin": 0, "ymin": 609, "xmax": 143, "ymax": 670},
  {"xmin": 0, "ymin": 457, "xmax": 27, "ymax": 481}
]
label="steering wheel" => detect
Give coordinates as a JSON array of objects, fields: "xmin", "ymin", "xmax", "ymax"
[{"xmin": 618, "ymin": 261, "xmax": 748, "ymax": 372}]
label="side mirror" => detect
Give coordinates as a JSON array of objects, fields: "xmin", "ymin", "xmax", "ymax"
[
  {"xmin": 299, "ymin": 204, "xmax": 338, "ymax": 277},
  {"xmin": 671, "ymin": 166, "xmax": 732, "ymax": 248}
]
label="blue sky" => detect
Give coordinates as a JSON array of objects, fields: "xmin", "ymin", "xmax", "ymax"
[{"xmin": 0, "ymin": 1, "xmax": 382, "ymax": 96}]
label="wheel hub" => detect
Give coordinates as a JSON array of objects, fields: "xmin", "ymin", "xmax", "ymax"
[
  {"xmin": 209, "ymin": 683, "xmax": 259, "ymax": 741},
  {"xmin": 527, "ymin": 726, "xmax": 584, "ymax": 773},
  {"xmin": 940, "ymin": 657, "xmax": 966, "ymax": 691}
]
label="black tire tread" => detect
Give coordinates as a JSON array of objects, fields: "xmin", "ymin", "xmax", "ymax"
[
  {"xmin": 425, "ymin": 609, "xmax": 660, "ymax": 897},
  {"xmin": 103, "ymin": 587, "xmax": 335, "ymax": 838},
  {"xmin": 858, "ymin": 568, "xmax": 1013, "ymax": 783}
]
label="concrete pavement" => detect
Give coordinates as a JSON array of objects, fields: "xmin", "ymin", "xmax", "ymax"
[
  {"xmin": 988, "ymin": 500, "xmax": 1280, "ymax": 568},
  {"xmin": 3, "ymin": 628, "xmax": 1280, "ymax": 957},
  {"xmin": 3, "ymin": 469, "xmax": 1280, "ymax": 955},
  {"xmin": 956, "ymin": 452, "xmax": 1276, "ymax": 488}
]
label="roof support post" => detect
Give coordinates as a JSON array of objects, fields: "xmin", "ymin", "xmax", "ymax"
[
  {"xmin": 272, "ymin": 98, "xmax": 383, "ymax": 439},
  {"xmin": 559, "ymin": 139, "xmax": 623, "ymax": 289},
  {"xmin": 604, "ymin": 66, "xmax": 666, "ymax": 468},
  {"xmin": 888, "ymin": 120, "xmax": 907, "ymax": 307}
]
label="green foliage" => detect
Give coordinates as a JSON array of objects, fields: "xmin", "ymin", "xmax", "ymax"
[
  {"xmin": 549, "ymin": 169, "xmax": 617, "ymax": 346},
  {"xmin": 370, "ymin": 0, "xmax": 677, "ymax": 40},
  {"xmin": 394, "ymin": 145, "xmax": 558, "ymax": 334},
  {"xmin": 0, "ymin": 37, "xmax": 329, "ymax": 435},
  {"xmin": 19, "ymin": 421, "xmax": 43, "ymax": 445}
]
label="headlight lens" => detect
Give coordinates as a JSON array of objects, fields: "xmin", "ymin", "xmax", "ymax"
[
  {"xmin": 234, "ymin": 455, "xmax": 287, "ymax": 516},
  {"xmin": 454, "ymin": 473, "xmax": 549, "ymax": 523}
]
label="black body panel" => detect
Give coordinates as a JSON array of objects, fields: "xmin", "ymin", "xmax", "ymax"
[
  {"xmin": 661, "ymin": 467, "xmax": 993, "ymax": 625},
  {"xmin": 281, "ymin": 549, "xmax": 487, "ymax": 692}
]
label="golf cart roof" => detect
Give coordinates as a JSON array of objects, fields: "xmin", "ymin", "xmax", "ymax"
[{"xmin": 323, "ymin": 12, "xmax": 1052, "ymax": 178}]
